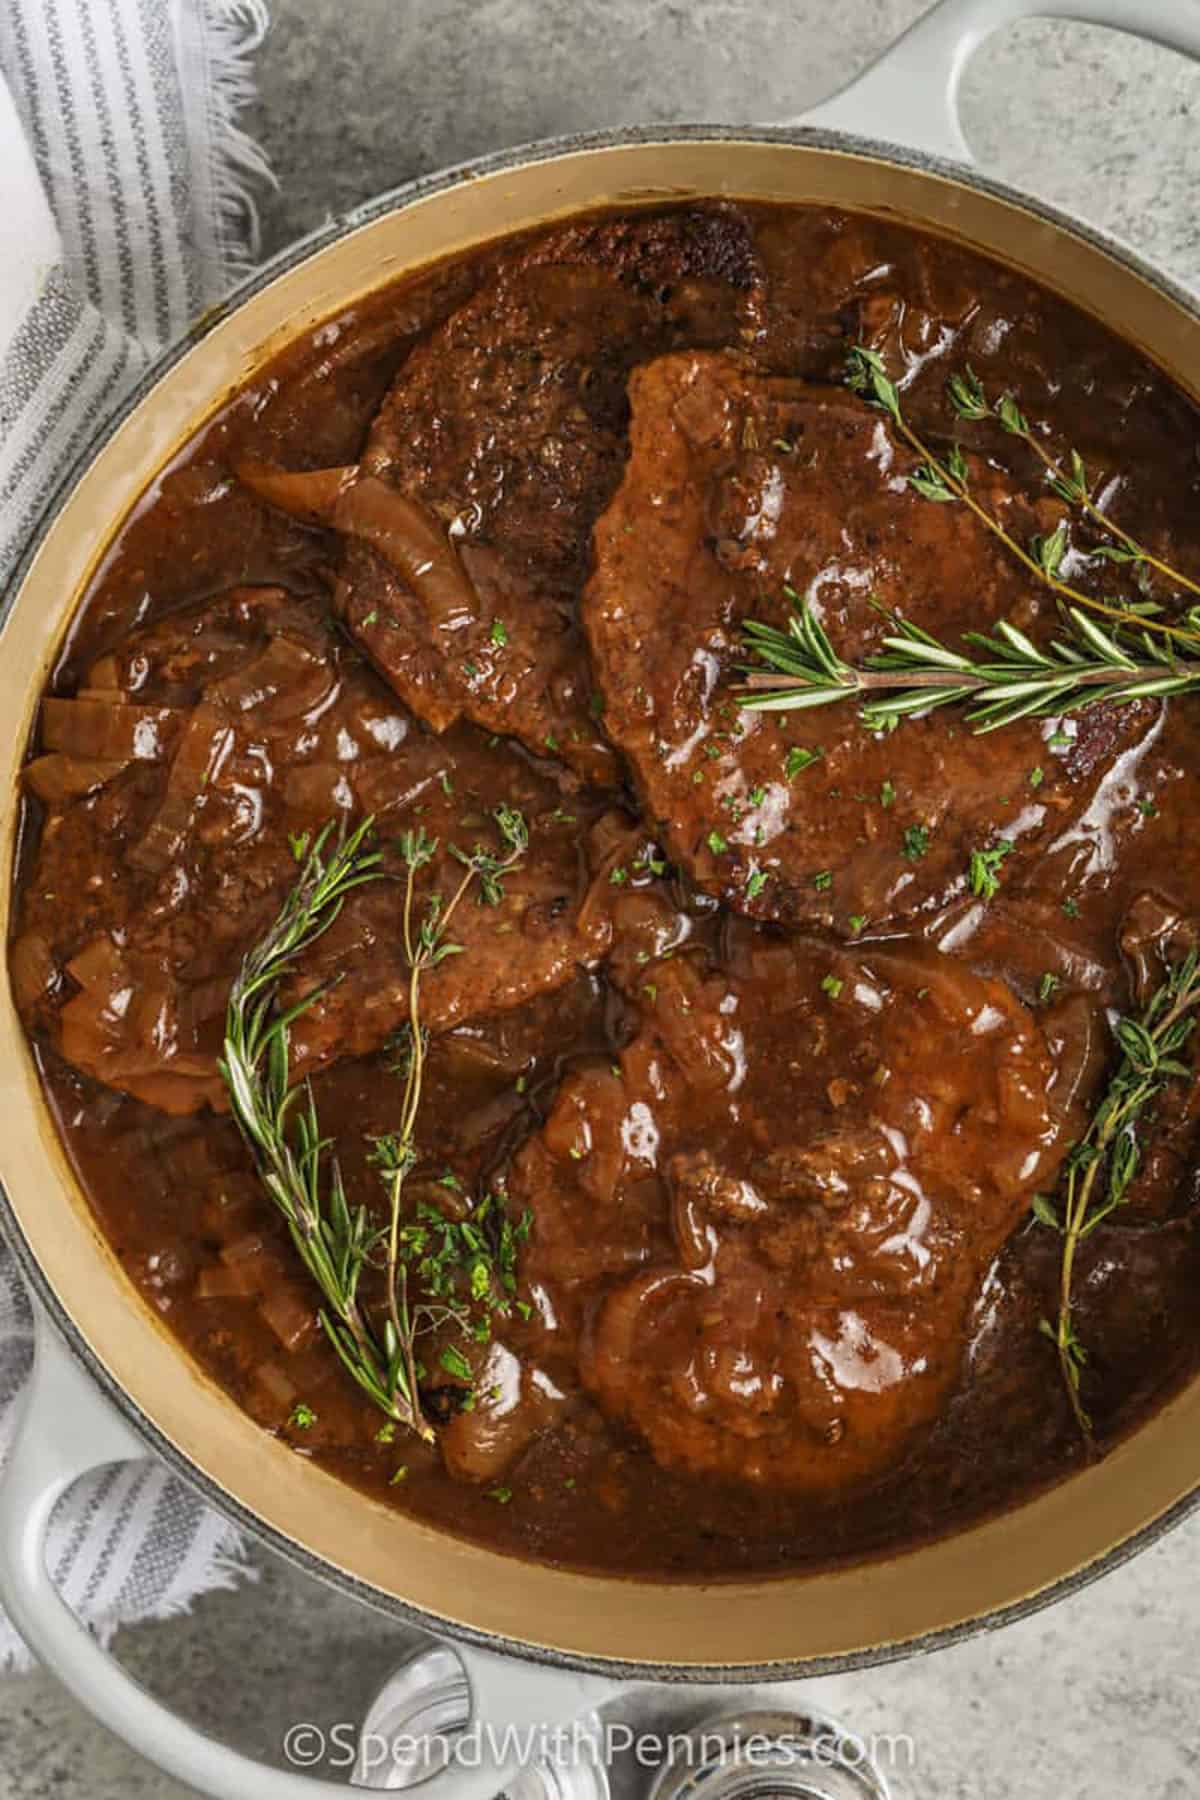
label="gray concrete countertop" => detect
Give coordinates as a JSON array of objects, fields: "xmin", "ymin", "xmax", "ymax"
[{"xmin": 5, "ymin": 2, "xmax": 1200, "ymax": 1795}]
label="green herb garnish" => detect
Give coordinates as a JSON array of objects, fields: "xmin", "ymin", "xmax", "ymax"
[
  {"xmin": 968, "ymin": 839, "xmax": 1013, "ymax": 900},
  {"xmin": 739, "ymin": 599, "xmax": 1200, "ymax": 734},
  {"xmin": 219, "ymin": 810, "xmax": 527, "ymax": 1445},
  {"xmin": 785, "ymin": 746, "xmax": 822, "ymax": 779},
  {"xmin": 1035, "ymin": 951, "xmax": 1200, "ymax": 1438}
]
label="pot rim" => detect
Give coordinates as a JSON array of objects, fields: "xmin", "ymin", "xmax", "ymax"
[{"xmin": 4, "ymin": 120, "xmax": 1200, "ymax": 1681}]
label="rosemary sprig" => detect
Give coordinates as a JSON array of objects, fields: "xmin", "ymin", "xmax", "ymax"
[
  {"xmin": 219, "ymin": 806, "xmax": 528, "ymax": 1444},
  {"xmin": 217, "ymin": 818, "xmax": 432, "ymax": 1430},
  {"xmin": 739, "ymin": 597, "xmax": 1200, "ymax": 733},
  {"xmin": 946, "ymin": 366, "xmax": 1200, "ymax": 603},
  {"xmin": 845, "ymin": 346, "xmax": 1200, "ymax": 654},
  {"xmin": 1035, "ymin": 951, "xmax": 1200, "ymax": 1440}
]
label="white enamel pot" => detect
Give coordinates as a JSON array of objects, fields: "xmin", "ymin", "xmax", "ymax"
[{"xmin": 2, "ymin": 1, "xmax": 1200, "ymax": 1795}]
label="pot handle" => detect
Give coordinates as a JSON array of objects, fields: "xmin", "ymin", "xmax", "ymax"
[
  {"xmin": 0, "ymin": 1316, "xmax": 619, "ymax": 1799},
  {"xmin": 794, "ymin": 0, "xmax": 1200, "ymax": 164}
]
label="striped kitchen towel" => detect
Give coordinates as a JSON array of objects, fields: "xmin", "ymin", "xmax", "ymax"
[{"xmin": 0, "ymin": 0, "xmax": 274, "ymax": 1668}]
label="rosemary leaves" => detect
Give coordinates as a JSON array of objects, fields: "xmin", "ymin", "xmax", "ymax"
[
  {"xmin": 1036, "ymin": 951, "xmax": 1200, "ymax": 1439},
  {"xmin": 219, "ymin": 806, "xmax": 529, "ymax": 1444},
  {"xmin": 739, "ymin": 343, "xmax": 1200, "ymax": 728},
  {"xmin": 739, "ymin": 597, "xmax": 1200, "ymax": 733}
]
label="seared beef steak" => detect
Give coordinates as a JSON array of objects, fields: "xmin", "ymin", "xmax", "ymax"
[
  {"xmin": 241, "ymin": 208, "xmax": 764, "ymax": 783},
  {"xmin": 509, "ymin": 900, "xmax": 1092, "ymax": 1492},
  {"xmin": 15, "ymin": 589, "xmax": 633, "ymax": 1112},
  {"xmin": 583, "ymin": 350, "xmax": 1156, "ymax": 929}
]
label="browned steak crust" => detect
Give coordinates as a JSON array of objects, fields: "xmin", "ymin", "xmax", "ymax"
[
  {"xmin": 583, "ymin": 350, "xmax": 1156, "ymax": 930},
  {"xmin": 337, "ymin": 207, "xmax": 764, "ymax": 781}
]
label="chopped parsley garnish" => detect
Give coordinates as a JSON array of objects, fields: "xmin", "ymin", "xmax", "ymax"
[
  {"xmin": 375, "ymin": 1422, "xmax": 396, "ymax": 1444},
  {"xmin": 1138, "ymin": 797, "xmax": 1158, "ymax": 818},
  {"xmin": 849, "ymin": 914, "xmax": 867, "ymax": 934},
  {"xmin": 439, "ymin": 1344, "xmax": 473, "ymax": 1382},
  {"xmin": 813, "ymin": 870, "xmax": 833, "ymax": 892},
  {"xmin": 747, "ymin": 786, "xmax": 767, "ymax": 808},
  {"xmin": 635, "ymin": 847, "xmax": 668, "ymax": 876},
  {"xmin": 821, "ymin": 973, "xmax": 844, "ymax": 999},
  {"xmin": 1029, "ymin": 766, "xmax": 1044, "ymax": 788},
  {"xmin": 399, "ymin": 1194, "xmax": 531, "ymax": 1326},
  {"xmin": 487, "ymin": 1485, "xmax": 513, "ymax": 1504},
  {"xmin": 746, "ymin": 869, "xmax": 769, "ymax": 900},
  {"xmin": 968, "ymin": 839, "xmax": 1014, "ymax": 900},
  {"xmin": 361, "ymin": 610, "xmax": 379, "ymax": 627},
  {"xmin": 609, "ymin": 865, "xmax": 629, "ymax": 885},
  {"xmin": 902, "ymin": 824, "xmax": 930, "ymax": 861},
  {"xmin": 389, "ymin": 1465, "xmax": 409, "ymax": 1485},
  {"xmin": 1037, "ymin": 972, "xmax": 1061, "ymax": 1003},
  {"xmin": 287, "ymin": 1403, "xmax": 316, "ymax": 1431},
  {"xmin": 785, "ymin": 746, "xmax": 823, "ymax": 779},
  {"xmin": 880, "ymin": 780, "xmax": 896, "ymax": 809},
  {"xmin": 707, "ymin": 830, "xmax": 728, "ymax": 855},
  {"xmin": 490, "ymin": 618, "xmax": 508, "ymax": 647},
  {"xmin": 1062, "ymin": 896, "xmax": 1080, "ymax": 918}
]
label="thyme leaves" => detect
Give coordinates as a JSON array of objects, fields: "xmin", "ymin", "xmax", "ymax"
[
  {"xmin": 946, "ymin": 364, "xmax": 1200, "ymax": 604},
  {"xmin": 845, "ymin": 345, "xmax": 1200, "ymax": 653}
]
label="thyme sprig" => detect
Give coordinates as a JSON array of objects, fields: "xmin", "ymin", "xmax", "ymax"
[
  {"xmin": 370, "ymin": 806, "xmax": 528, "ymax": 1389},
  {"xmin": 219, "ymin": 806, "xmax": 528, "ymax": 1443},
  {"xmin": 1035, "ymin": 951, "xmax": 1200, "ymax": 1440},
  {"xmin": 739, "ymin": 597, "xmax": 1200, "ymax": 732},
  {"xmin": 946, "ymin": 366, "xmax": 1200, "ymax": 603},
  {"xmin": 845, "ymin": 346, "xmax": 1200, "ymax": 655}
]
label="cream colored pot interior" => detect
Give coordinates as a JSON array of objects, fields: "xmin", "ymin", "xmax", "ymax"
[{"xmin": 3, "ymin": 136, "xmax": 1199, "ymax": 1672}]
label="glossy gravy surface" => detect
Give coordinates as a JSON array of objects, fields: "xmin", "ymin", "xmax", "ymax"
[{"xmin": 11, "ymin": 201, "xmax": 1200, "ymax": 1577}]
